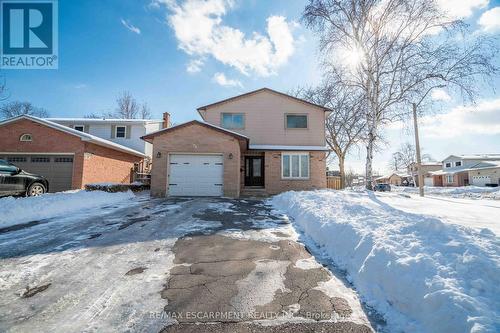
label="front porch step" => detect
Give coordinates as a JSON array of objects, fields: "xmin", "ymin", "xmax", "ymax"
[{"xmin": 240, "ymin": 187, "xmax": 269, "ymax": 198}]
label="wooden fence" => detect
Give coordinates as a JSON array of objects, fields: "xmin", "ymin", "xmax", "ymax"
[{"xmin": 327, "ymin": 176, "xmax": 342, "ymax": 190}]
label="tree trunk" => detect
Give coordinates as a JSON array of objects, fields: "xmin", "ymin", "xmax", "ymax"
[
  {"xmin": 338, "ymin": 154, "xmax": 345, "ymax": 189},
  {"xmin": 412, "ymin": 103, "xmax": 424, "ymax": 197},
  {"xmin": 365, "ymin": 122, "xmax": 376, "ymax": 190}
]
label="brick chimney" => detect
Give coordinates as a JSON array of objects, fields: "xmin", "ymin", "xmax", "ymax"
[{"xmin": 162, "ymin": 112, "xmax": 171, "ymax": 129}]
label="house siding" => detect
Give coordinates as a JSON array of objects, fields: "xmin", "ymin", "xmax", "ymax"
[
  {"xmin": 149, "ymin": 123, "xmax": 242, "ymax": 198},
  {"xmin": 200, "ymin": 90, "xmax": 326, "ymax": 146}
]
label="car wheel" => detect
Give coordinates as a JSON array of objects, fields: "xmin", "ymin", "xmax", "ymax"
[{"xmin": 27, "ymin": 183, "xmax": 46, "ymax": 197}]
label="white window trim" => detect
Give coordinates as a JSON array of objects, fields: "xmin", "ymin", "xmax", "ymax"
[
  {"xmin": 74, "ymin": 124, "xmax": 85, "ymax": 132},
  {"xmin": 115, "ymin": 125, "xmax": 127, "ymax": 138},
  {"xmin": 455, "ymin": 161, "xmax": 462, "ymax": 167},
  {"xmin": 19, "ymin": 133, "xmax": 32, "ymax": 142},
  {"xmin": 220, "ymin": 113, "xmax": 245, "ymax": 129},
  {"xmin": 445, "ymin": 162, "xmax": 451, "ymax": 168},
  {"xmin": 281, "ymin": 152, "xmax": 310, "ymax": 180},
  {"xmin": 446, "ymin": 175, "xmax": 454, "ymax": 183}
]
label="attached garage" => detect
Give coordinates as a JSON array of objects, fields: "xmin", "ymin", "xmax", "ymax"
[
  {"xmin": 142, "ymin": 120, "xmax": 248, "ymax": 198},
  {"xmin": 168, "ymin": 154, "xmax": 224, "ymax": 196},
  {"xmin": 0, "ymin": 154, "xmax": 74, "ymax": 192},
  {"xmin": 472, "ymin": 175, "xmax": 491, "ymax": 187},
  {"xmin": 424, "ymin": 177, "xmax": 434, "ymax": 186},
  {"xmin": 0, "ymin": 115, "xmax": 145, "ymax": 192}
]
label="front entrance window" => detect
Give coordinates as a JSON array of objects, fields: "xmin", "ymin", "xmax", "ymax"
[{"xmin": 244, "ymin": 156, "xmax": 264, "ymax": 186}]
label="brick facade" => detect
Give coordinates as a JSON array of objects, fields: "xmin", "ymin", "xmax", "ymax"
[
  {"xmin": 263, "ymin": 151, "xmax": 326, "ymax": 195},
  {"xmin": 0, "ymin": 118, "xmax": 142, "ymax": 189},
  {"xmin": 149, "ymin": 123, "xmax": 242, "ymax": 197}
]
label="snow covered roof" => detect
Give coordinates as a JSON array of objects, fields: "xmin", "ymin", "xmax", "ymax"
[
  {"xmin": 47, "ymin": 117, "xmax": 163, "ymax": 124},
  {"xmin": 466, "ymin": 161, "xmax": 500, "ymax": 171},
  {"xmin": 442, "ymin": 154, "xmax": 500, "ymax": 161},
  {"xmin": 249, "ymin": 144, "xmax": 330, "ymax": 151},
  {"xmin": 0, "ymin": 115, "xmax": 146, "ymax": 157},
  {"xmin": 377, "ymin": 172, "xmax": 411, "ymax": 180}
]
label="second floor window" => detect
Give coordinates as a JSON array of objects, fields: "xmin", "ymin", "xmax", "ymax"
[
  {"xmin": 116, "ymin": 126, "xmax": 126, "ymax": 138},
  {"xmin": 445, "ymin": 162, "xmax": 451, "ymax": 168},
  {"xmin": 455, "ymin": 161, "xmax": 462, "ymax": 167},
  {"xmin": 286, "ymin": 114, "xmax": 308, "ymax": 129},
  {"xmin": 221, "ymin": 113, "xmax": 244, "ymax": 129}
]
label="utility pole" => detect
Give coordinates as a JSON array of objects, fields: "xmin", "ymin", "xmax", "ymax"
[{"xmin": 412, "ymin": 103, "xmax": 424, "ymax": 197}]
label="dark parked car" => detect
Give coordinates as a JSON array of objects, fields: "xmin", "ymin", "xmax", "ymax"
[
  {"xmin": 0, "ymin": 159, "xmax": 49, "ymax": 197},
  {"xmin": 374, "ymin": 183, "xmax": 391, "ymax": 192}
]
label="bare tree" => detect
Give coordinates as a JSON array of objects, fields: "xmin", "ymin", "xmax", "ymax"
[
  {"xmin": 84, "ymin": 113, "xmax": 102, "ymax": 119},
  {"xmin": 140, "ymin": 103, "xmax": 151, "ymax": 119},
  {"xmin": 112, "ymin": 91, "xmax": 139, "ymax": 119},
  {"xmin": 303, "ymin": 0, "xmax": 498, "ymax": 190},
  {"xmin": 0, "ymin": 101, "xmax": 49, "ymax": 119},
  {"xmin": 293, "ymin": 79, "xmax": 365, "ymax": 188}
]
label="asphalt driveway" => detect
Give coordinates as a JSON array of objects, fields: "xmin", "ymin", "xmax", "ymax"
[{"xmin": 0, "ymin": 193, "xmax": 374, "ymax": 332}]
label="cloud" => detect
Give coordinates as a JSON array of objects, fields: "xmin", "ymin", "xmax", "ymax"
[
  {"xmin": 420, "ymin": 99, "xmax": 500, "ymax": 138},
  {"xmin": 431, "ymin": 89, "xmax": 451, "ymax": 102},
  {"xmin": 212, "ymin": 72, "xmax": 242, "ymax": 88},
  {"xmin": 159, "ymin": 0, "xmax": 296, "ymax": 76},
  {"xmin": 478, "ymin": 7, "xmax": 500, "ymax": 32},
  {"xmin": 74, "ymin": 83, "xmax": 88, "ymax": 89},
  {"xmin": 186, "ymin": 59, "xmax": 204, "ymax": 73},
  {"xmin": 436, "ymin": 0, "xmax": 489, "ymax": 19},
  {"xmin": 120, "ymin": 19, "xmax": 141, "ymax": 34}
]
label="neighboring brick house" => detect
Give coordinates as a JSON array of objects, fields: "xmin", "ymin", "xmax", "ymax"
[
  {"xmin": 142, "ymin": 88, "xmax": 330, "ymax": 198},
  {"xmin": 431, "ymin": 154, "xmax": 500, "ymax": 187},
  {"xmin": 0, "ymin": 115, "xmax": 145, "ymax": 192},
  {"xmin": 408, "ymin": 162, "xmax": 442, "ymax": 186},
  {"xmin": 375, "ymin": 173, "xmax": 411, "ymax": 186}
]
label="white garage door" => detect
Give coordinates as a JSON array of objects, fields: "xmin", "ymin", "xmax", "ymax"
[
  {"xmin": 472, "ymin": 176, "xmax": 490, "ymax": 187},
  {"xmin": 424, "ymin": 177, "xmax": 434, "ymax": 186},
  {"xmin": 168, "ymin": 154, "xmax": 224, "ymax": 197}
]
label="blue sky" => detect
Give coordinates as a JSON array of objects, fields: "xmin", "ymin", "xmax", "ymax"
[{"xmin": 2, "ymin": 0, "xmax": 500, "ymax": 174}]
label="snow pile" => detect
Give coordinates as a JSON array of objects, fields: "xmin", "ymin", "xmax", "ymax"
[
  {"xmin": 0, "ymin": 190, "xmax": 135, "ymax": 228},
  {"xmin": 392, "ymin": 185, "xmax": 500, "ymax": 200},
  {"xmin": 271, "ymin": 190, "xmax": 500, "ymax": 333}
]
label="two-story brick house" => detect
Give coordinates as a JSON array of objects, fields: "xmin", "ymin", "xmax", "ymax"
[{"xmin": 142, "ymin": 88, "xmax": 330, "ymax": 197}]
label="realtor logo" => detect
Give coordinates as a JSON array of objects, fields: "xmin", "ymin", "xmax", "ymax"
[{"xmin": 1, "ymin": 0, "xmax": 58, "ymax": 69}]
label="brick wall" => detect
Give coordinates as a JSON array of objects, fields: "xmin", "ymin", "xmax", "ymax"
[
  {"xmin": 150, "ymin": 123, "xmax": 242, "ymax": 197},
  {"xmin": 0, "ymin": 118, "xmax": 85, "ymax": 188},
  {"xmin": 264, "ymin": 151, "xmax": 327, "ymax": 195},
  {"xmin": 81, "ymin": 142, "xmax": 142, "ymax": 186}
]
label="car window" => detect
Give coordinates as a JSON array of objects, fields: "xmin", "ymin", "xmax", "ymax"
[{"xmin": 0, "ymin": 162, "xmax": 17, "ymax": 173}]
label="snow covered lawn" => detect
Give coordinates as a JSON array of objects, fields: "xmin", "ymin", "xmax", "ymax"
[
  {"xmin": 377, "ymin": 192, "xmax": 500, "ymax": 235},
  {"xmin": 271, "ymin": 190, "xmax": 500, "ymax": 333},
  {"xmin": 0, "ymin": 190, "xmax": 135, "ymax": 229},
  {"xmin": 392, "ymin": 185, "xmax": 500, "ymax": 200}
]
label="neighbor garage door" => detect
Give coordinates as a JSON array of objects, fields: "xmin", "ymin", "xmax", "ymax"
[
  {"xmin": 168, "ymin": 154, "xmax": 223, "ymax": 196},
  {"xmin": 424, "ymin": 177, "xmax": 434, "ymax": 186},
  {"xmin": 472, "ymin": 175, "xmax": 490, "ymax": 187},
  {"xmin": 0, "ymin": 154, "xmax": 74, "ymax": 192}
]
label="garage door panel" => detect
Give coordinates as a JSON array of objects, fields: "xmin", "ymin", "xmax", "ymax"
[
  {"xmin": 168, "ymin": 154, "xmax": 223, "ymax": 197},
  {"xmin": 472, "ymin": 176, "xmax": 490, "ymax": 187},
  {"xmin": 0, "ymin": 154, "xmax": 73, "ymax": 193}
]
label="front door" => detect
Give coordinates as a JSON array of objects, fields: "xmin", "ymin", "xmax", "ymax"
[{"xmin": 245, "ymin": 156, "xmax": 264, "ymax": 186}]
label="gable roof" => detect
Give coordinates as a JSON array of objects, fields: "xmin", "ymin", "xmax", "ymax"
[
  {"xmin": 196, "ymin": 88, "xmax": 333, "ymax": 113},
  {"xmin": 442, "ymin": 154, "xmax": 500, "ymax": 161},
  {"xmin": 0, "ymin": 115, "xmax": 146, "ymax": 157},
  {"xmin": 141, "ymin": 120, "xmax": 249, "ymax": 144},
  {"xmin": 47, "ymin": 117, "xmax": 163, "ymax": 124}
]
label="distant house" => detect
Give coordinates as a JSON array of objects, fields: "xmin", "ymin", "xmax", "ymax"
[
  {"xmin": 376, "ymin": 173, "xmax": 411, "ymax": 186},
  {"xmin": 408, "ymin": 162, "xmax": 441, "ymax": 186},
  {"xmin": 48, "ymin": 114, "xmax": 169, "ymax": 157},
  {"xmin": 431, "ymin": 154, "xmax": 500, "ymax": 187}
]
